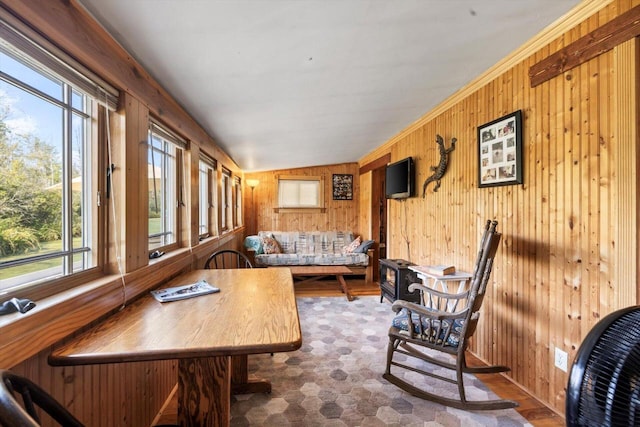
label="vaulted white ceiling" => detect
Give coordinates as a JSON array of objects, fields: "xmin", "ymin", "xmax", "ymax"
[{"xmin": 77, "ymin": 0, "xmax": 581, "ymax": 172}]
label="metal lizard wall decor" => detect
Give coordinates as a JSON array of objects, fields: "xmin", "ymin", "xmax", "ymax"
[{"xmin": 422, "ymin": 134, "xmax": 456, "ymax": 196}]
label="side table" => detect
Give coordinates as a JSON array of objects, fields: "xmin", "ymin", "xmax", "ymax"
[{"xmin": 409, "ymin": 265, "xmax": 472, "ymax": 311}]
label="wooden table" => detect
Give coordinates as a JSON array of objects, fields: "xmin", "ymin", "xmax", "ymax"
[
  {"xmin": 49, "ymin": 269, "xmax": 301, "ymax": 426},
  {"xmin": 287, "ymin": 265, "xmax": 354, "ymax": 301}
]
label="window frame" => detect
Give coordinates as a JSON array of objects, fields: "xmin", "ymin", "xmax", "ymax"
[
  {"xmin": 234, "ymin": 176, "xmax": 242, "ymax": 228},
  {"xmin": 198, "ymin": 156, "xmax": 218, "ymax": 239},
  {"xmin": 220, "ymin": 167, "xmax": 232, "ymax": 232},
  {"xmin": 0, "ymin": 37, "xmax": 105, "ymax": 295},
  {"xmin": 276, "ymin": 175, "xmax": 325, "ymax": 212},
  {"xmin": 147, "ymin": 121, "xmax": 185, "ymax": 252}
]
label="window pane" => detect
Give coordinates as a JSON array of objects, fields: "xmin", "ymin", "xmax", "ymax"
[
  {"xmin": 235, "ymin": 182, "xmax": 242, "ymax": 227},
  {"xmin": 278, "ymin": 179, "xmax": 320, "ymax": 207},
  {"xmin": 148, "ymin": 129, "xmax": 178, "ymax": 250},
  {"xmin": 0, "ymin": 50, "xmax": 63, "ymax": 101},
  {"xmin": 299, "ymin": 182, "xmax": 318, "ymax": 206},
  {"xmin": 0, "ymin": 49, "xmax": 94, "ymax": 291},
  {"xmin": 220, "ymin": 174, "xmax": 228, "ymax": 230},
  {"xmin": 210, "ymin": 169, "xmax": 218, "ymax": 237},
  {"xmin": 71, "ymin": 89, "xmax": 84, "ymax": 111},
  {"xmin": 198, "ymin": 161, "xmax": 209, "ymax": 236}
]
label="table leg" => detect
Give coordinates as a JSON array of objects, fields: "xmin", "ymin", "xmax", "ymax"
[
  {"xmin": 231, "ymin": 354, "xmax": 272, "ymax": 394},
  {"xmin": 336, "ymin": 274, "xmax": 354, "ymax": 301},
  {"xmin": 178, "ymin": 356, "xmax": 230, "ymax": 427}
]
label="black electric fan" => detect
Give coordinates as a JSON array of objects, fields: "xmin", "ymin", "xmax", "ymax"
[{"xmin": 566, "ymin": 306, "xmax": 640, "ymax": 426}]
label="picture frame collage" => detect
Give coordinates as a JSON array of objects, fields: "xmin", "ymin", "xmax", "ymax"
[{"xmin": 477, "ymin": 110, "xmax": 523, "ymax": 188}]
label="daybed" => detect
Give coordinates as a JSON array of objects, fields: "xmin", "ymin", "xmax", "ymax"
[{"xmin": 245, "ymin": 231, "xmax": 375, "ymax": 280}]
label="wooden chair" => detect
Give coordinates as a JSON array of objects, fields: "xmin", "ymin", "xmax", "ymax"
[
  {"xmin": 204, "ymin": 249, "xmax": 253, "ymax": 269},
  {"xmin": 0, "ymin": 369, "xmax": 84, "ymax": 426},
  {"xmin": 383, "ymin": 220, "xmax": 518, "ymax": 410}
]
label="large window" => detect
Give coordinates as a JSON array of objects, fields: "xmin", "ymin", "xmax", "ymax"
[
  {"xmin": 198, "ymin": 157, "xmax": 217, "ymax": 239},
  {"xmin": 0, "ymin": 42, "xmax": 97, "ymax": 291},
  {"xmin": 148, "ymin": 123, "xmax": 184, "ymax": 250}
]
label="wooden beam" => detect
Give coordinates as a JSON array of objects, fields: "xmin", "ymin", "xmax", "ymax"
[
  {"xmin": 359, "ymin": 153, "xmax": 391, "ymax": 175},
  {"xmin": 529, "ymin": 4, "xmax": 640, "ymax": 87}
]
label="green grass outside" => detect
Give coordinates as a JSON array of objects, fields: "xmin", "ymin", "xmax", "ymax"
[
  {"xmin": 0, "ymin": 238, "xmax": 82, "ymax": 279},
  {"xmin": 2, "ymin": 218, "xmax": 162, "ymax": 280}
]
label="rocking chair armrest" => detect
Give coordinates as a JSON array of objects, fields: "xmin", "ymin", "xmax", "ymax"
[
  {"xmin": 408, "ymin": 283, "xmax": 470, "ymax": 301},
  {"xmin": 390, "ymin": 299, "xmax": 416, "ymax": 313},
  {"xmin": 391, "ymin": 299, "xmax": 469, "ymax": 322}
]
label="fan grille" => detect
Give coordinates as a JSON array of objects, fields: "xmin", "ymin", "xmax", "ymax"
[{"xmin": 574, "ymin": 309, "xmax": 640, "ymax": 426}]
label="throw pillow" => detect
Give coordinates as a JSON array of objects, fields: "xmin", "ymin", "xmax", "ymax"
[
  {"xmin": 342, "ymin": 236, "xmax": 361, "ymax": 254},
  {"xmin": 262, "ymin": 236, "xmax": 281, "ymax": 254},
  {"xmin": 354, "ymin": 239, "xmax": 375, "ymax": 253}
]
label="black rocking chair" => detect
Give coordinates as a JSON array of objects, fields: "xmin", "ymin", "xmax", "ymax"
[
  {"xmin": 0, "ymin": 369, "xmax": 84, "ymax": 426},
  {"xmin": 383, "ymin": 220, "xmax": 518, "ymax": 410}
]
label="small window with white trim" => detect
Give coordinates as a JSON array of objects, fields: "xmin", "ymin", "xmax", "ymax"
[
  {"xmin": 234, "ymin": 177, "xmax": 242, "ymax": 228},
  {"xmin": 198, "ymin": 157, "xmax": 217, "ymax": 239},
  {"xmin": 277, "ymin": 175, "xmax": 324, "ymax": 209},
  {"xmin": 148, "ymin": 122, "xmax": 185, "ymax": 250},
  {"xmin": 220, "ymin": 168, "xmax": 232, "ymax": 232}
]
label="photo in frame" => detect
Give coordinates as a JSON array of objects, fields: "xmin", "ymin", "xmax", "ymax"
[
  {"xmin": 477, "ymin": 110, "xmax": 523, "ymax": 187},
  {"xmin": 332, "ymin": 174, "xmax": 353, "ymax": 200}
]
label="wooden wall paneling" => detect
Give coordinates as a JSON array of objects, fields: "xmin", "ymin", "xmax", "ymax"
[
  {"xmin": 11, "ymin": 334, "xmax": 181, "ymax": 426},
  {"xmin": 535, "ymin": 42, "xmax": 552, "ymax": 403},
  {"xmin": 585, "ymin": 12, "xmax": 601, "ymax": 364},
  {"xmin": 548, "ymin": 31, "xmax": 563, "ymax": 408},
  {"xmin": 614, "ymin": 38, "xmax": 639, "ymax": 306},
  {"xmin": 596, "ymin": 7, "xmax": 613, "ymax": 342},
  {"xmin": 123, "ymin": 93, "xmax": 150, "ymax": 272},
  {"xmin": 185, "ymin": 143, "xmax": 200, "ymax": 249},
  {"xmin": 512, "ymin": 63, "xmax": 524, "ymax": 386},
  {"xmin": 245, "ymin": 164, "xmax": 360, "ymax": 235},
  {"xmin": 473, "ymin": 87, "xmax": 488, "ymax": 362},
  {"xmin": 557, "ymin": 25, "xmax": 575, "ymax": 412},
  {"xmin": 362, "ymin": 1, "xmax": 638, "ymax": 415},
  {"xmin": 358, "ymin": 172, "xmax": 372, "ymax": 239}
]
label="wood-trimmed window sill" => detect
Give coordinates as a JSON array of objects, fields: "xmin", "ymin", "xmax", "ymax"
[{"xmin": 274, "ymin": 208, "xmax": 326, "ymax": 213}]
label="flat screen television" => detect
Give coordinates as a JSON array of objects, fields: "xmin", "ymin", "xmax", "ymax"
[{"xmin": 385, "ymin": 157, "xmax": 415, "ymax": 199}]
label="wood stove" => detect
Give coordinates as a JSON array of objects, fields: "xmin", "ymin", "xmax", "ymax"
[{"xmin": 379, "ymin": 258, "xmax": 420, "ymax": 304}]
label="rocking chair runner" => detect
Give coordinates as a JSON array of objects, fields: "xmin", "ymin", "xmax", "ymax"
[{"xmin": 383, "ymin": 220, "xmax": 518, "ymax": 410}]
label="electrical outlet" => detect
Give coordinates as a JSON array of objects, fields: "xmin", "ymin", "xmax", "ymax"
[{"xmin": 554, "ymin": 347, "xmax": 568, "ymax": 372}]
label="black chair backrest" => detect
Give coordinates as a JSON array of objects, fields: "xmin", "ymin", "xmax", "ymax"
[
  {"xmin": 0, "ymin": 369, "xmax": 84, "ymax": 426},
  {"xmin": 204, "ymin": 249, "xmax": 253, "ymax": 269}
]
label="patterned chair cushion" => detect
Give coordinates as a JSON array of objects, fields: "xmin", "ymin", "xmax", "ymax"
[{"xmin": 392, "ymin": 308, "xmax": 465, "ymax": 347}]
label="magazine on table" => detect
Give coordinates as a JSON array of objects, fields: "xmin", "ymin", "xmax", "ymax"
[{"xmin": 151, "ymin": 279, "xmax": 219, "ymax": 302}]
